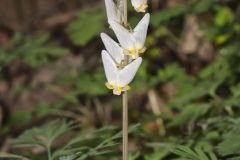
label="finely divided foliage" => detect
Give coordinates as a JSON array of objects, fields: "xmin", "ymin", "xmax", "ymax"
[
  {"xmin": 102, "ymin": 0, "xmax": 149, "ymax": 95},
  {"xmin": 1, "ymin": 0, "xmax": 240, "ymax": 160}
]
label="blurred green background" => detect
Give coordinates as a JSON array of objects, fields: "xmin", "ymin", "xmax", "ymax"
[{"xmin": 0, "ymin": 0, "xmax": 240, "ymax": 159}]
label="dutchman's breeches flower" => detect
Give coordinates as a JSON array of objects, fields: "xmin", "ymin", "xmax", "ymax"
[
  {"xmin": 101, "ymin": 1, "xmax": 150, "ymax": 160},
  {"xmin": 109, "ymin": 13, "xmax": 150, "ymax": 59},
  {"xmin": 102, "ymin": 51, "xmax": 142, "ymax": 95},
  {"xmin": 131, "ymin": 0, "xmax": 148, "ymax": 13},
  {"xmin": 101, "ymin": 0, "xmax": 150, "ymax": 95}
]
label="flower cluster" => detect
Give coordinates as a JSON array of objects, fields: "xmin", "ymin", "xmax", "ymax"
[{"xmin": 101, "ymin": 0, "xmax": 150, "ymax": 95}]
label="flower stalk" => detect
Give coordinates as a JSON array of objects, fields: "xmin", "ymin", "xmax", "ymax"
[
  {"xmin": 122, "ymin": 90, "xmax": 128, "ymax": 160},
  {"xmin": 101, "ymin": 0, "xmax": 149, "ymax": 159},
  {"xmin": 123, "ymin": 0, "xmax": 128, "ymax": 27},
  {"xmin": 122, "ymin": 0, "xmax": 129, "ymax": 159}
]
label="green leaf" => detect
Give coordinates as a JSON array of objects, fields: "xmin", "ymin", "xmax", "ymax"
[
  {"xmin": 191, "ymin": 0, "xmax": 214, "ymax": 13},
  {"xmin": 145, "ymin": 143, "xmax": 173, "ymax": 160},
  {"xmin": 214, "ymin": 7, "xmax": 235, "ymax": 26},
  {"xmin": 1, "ymin": 32, "xmax": 69, "ymax": 67},
  {"xmin": 151, "ymin": 0, "xmax": 214, "ymax": 26},
  {"xmin": 151, "ymin": 3, "xmax": 189, "ymax": 26},
  {"xmin": 58, "ymin": 69, "xmax": 109, "ymax": 96},
  {"xmin": 12, "ymin": 120, "xmax": 75, "ymax": 148},
  {"xmin": 67, "ymin": 7, "xmax": 105, "ymax": 45},
  {"xmin": 57, "ymin": 124, "xmax": 140, "ymax": 160},
  {"xmin": 169, "ymin": 104, "xmax": 210, "ymax": 127},
  {"xmin": 0, "ymin": 153, "xmax": 30, "ymax": 160},
  {"xmin": 172, "ymin": 145, "xmax": 217, "ymax": 160},
  {"xmin": 47, "ymin": 47, "xmax": 69, "ymax": 56},
  {"xmin": 217, "ymin": 135, "xmax": 240, "ymax": 156},
  {"xmin": 217, "ymin": 121, "xmax": 240, "ymax": 156}
]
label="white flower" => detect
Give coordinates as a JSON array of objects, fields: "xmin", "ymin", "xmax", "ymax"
[
  {"xmin": 109, "ymin": 13, "xmax": 150, "ymax": 59},
  {"xmin": 104, "ymin": 0, "xmax": 123, "ymax": 24},
  {"xmin": 131, "ymin": 0, "xmax": 148, "ymax": 12},
  {"xmin": 100, "ymin": 33, "xmax": 124, "ymax": 64},
  {"xmin": 101, "ymin": 50, "xmax": 142, "ymax": 95}
]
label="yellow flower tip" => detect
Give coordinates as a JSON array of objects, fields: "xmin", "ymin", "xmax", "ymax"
[
  {"xmin": 125, "ymin": 47, "xmax": 146, "ymax": 57},
  {"xmin": 126, "ymin": 49, "xmax": 138, "ymax": 55},
  {"xmin": 106, "ymin": 82, "xmax": 114, "ymax": 89},
  {"xmin": 123, "ymin": 85, "xmax": 130, "ymax": 91},
  {"xmin": 106, "ymin": 82, "xmax": 130, "ymax": 95},
  {"xmin": 139, "ymin": 47, "xmax": 147, "ymax": 53},
  {"xmin": 113, "ymin": 89, "xmax": 121, "ymax": 95},
  {"xmin": 136, "ymin": 4, "xmax": 148, "ymax": 13},
  {"xmin": 125, "ymin": 47, "xmax": 146, "ymax": 59}
]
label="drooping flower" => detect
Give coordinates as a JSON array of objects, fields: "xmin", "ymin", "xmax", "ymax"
[
  {"xmin": 102, "ymin": 50, "xmax": 142, "ymax": 95},
  {"xmin": 100, "ymin": 33, "xmax": 124, "ymax": 64},
  {"xmin": 131, "ymin": 0, "xmax": 148, "ymax": 12},
  {"xmin": 109, "ymin": 13, "xmax": 150, "ymax": 59},
  {"xmin": 104, "ymin": 0, "xmax": 123, "ymax": 24}
]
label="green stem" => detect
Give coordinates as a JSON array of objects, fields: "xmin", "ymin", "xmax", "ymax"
[
  {"xmin": 122, "ymin": 90, "xmax": 128, "ymax": 160},
  {"xmin": 122, "ymin": 0, "xmax": 128, "ymax": 159},
  {"xmin": 123, "ymin": 0, "xmax": 128, "ymax": 27}
]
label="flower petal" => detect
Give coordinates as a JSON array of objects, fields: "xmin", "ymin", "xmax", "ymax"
[
  {"xmin": 100, "ymin": 33, "xmax": 124, "ymax": 64},
  {"xmin": 133, "ymin": 13, "xmax": 150, "ymax": 48},
  {"xmin": 109, "ymin": 20, "xmax": 135, "ymax": 50},
  {"xmin": 104, "ymin": 0, "xmax": 122, "ymax": 23},
  {"xmin": 101, "ymin": 50, "xmax": 118, "ymax": 83},
  {"xmin": 118, "ymin": 57, "xmax": 142, "ymax": 86}
]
